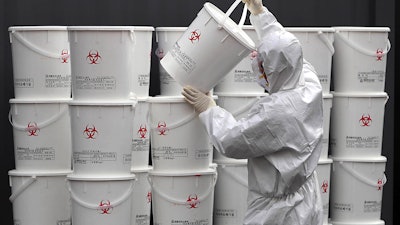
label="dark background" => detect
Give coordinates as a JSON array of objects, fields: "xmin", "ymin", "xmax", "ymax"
[{"xmin": 0, "ymin": 0, "xmax": 397, "ymax": 224}]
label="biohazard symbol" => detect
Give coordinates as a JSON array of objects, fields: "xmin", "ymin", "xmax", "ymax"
[
  {"xmin": 157, "ymin": 121, "xmax": 168, "ymax": 135},
  {"xmin": 26, "ymin": 122, "xmax": 40, "ymax": 136},
  {"xmin": 250, "ymin": 50, "xmax": 258, "ymax": 60},
  {"xmin": 377, "ymin": 178, "xmax": 383, "ymax": 190},
  {"xmin": 359, "ymin": 114, "xmax": 372, "ymax": 127},
  {"xmin": 376, "ymin": 49, "xmax": 384, "ymax": 61},
  {"xmin": 137, "ymin": 125, "xmax": 147, "ymax": 139},
  {"xmin": 146, "ymin": 191, "xmax": 152, "ymax": 203},
  {"xmin": 98, "ymin": 200, "xmax": 113, "ymax": 214},
  {"xmin": 189, "ymin": 29, "xmax": 201, "ymax": 43},
  {"xmin": 86, "ymin": 50, "xmax": 102, "ymax": 64},
  {"xmin": 83, "ymin": 125, "xmax": 98, "ymax": 139},
  {"xmin": 60, "ymin": 49, "xmax": 70, "ymax": 63},
  {"xmin": 321, "ymin": 180, "xmax": 329, "ymax": 193},
  {"xmin": 186, "ymin": 194, "xmax": 199, "ymax": 209}
]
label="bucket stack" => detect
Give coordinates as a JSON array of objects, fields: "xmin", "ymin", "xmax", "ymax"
[
  {"xmin": 8, "ymin": 26, "xmax": 73, "ymax": 225},
  {"xmin": 328, "ymin": 27, "xmax": 391, "ymax": 225}
]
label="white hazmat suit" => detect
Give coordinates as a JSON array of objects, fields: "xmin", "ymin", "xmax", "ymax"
[{"xmin": 182, "ymin": 4, "xmax": 324, "ymax": 225}]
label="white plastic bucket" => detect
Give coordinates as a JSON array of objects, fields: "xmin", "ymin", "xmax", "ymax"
[
  {"xmin": 321, "ymin": 93, "xmax": 333, "ymax": 160},
  {"xmin": 329, "ymin": 92, "xmax": 388, "ymax": 158},
  {"xmin": 331, "ymin": 220, "xmax": 385, "ymax": 225},
  {"xmin": 332, "ymin": 27, "xmax": 391, "ymax": 92},
  {"xmin": 160, "ymin": 1, "xmax": 256, "ymax": 93},
  {"xmin": 130, "ymin": 26, "xmax": 155, "ymax": 98},
  {"xmin": 148, "ymin": 96, "xmax": 214, "ymax": 172},
  {"xmin": 149, "ymin": 169, "xmax": 217, "ymax": 225},
  {"xmin": 213, "ymin": 160, "xmax": 248, "ymax": 225},
  {"xmin": 69, "ymin": 100, "xmax": 136, "ymax": 175},
  {"xmin": 8, "ymin": 26, "xmax": 72, "ymax": 99},
  {"xmin": 130, "ymin": 167, "xmax": 152, "ymax": 225},
  {"xmin": 67, "ymin": 174, "xmax": 136, "ymax": 225},
  {"xmin": 9, "ymin": 170, "xmax": 72, "ymax": 225},
  {"xmin": 9, "ymin": 99, "xmax": 72, "ymax": 172},
  {"xmin": 316, "ymin": 158, "xmax": 333, "ymax": 225},
  {"xmin": 330, "ymin": 156, "xmax": 387, "ymax": 223},
  {"xmin": 131, "ymin": 97, "xmax": 151, "ymax": 170},
  {"xmin": 286, "ymin": 27, "xmax": 335, "ymax": 93},
  {"xmin": 155, "ymin": 27, "xmax": 188, "ymax": 96},
  {"xmin": 213, "ymin": 25, "xmax": 264, "ymax": 94},
  {"xmin": 68, "ymin": 26, "xmax": 140, "ymax": 100},
  {"xmin": 213, "ymin": 92, "xmax": 268, "ymax": 162}
]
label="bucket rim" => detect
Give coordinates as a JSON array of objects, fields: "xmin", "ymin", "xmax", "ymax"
[
  {"xmin": 213, "ymin": 159, "xmax": 248, "ymax": 166},
  {"xmin": 8, "ymin": 169, "xmax": 73, "ymax": 176},
  {"xmin": 149, "ymin": 168, "xmax": 216, "ymax": 176},
  {"xmin": 9, "ymin": 98, "xmax": 72, "ymax": 104},
  {"xmin": 329, "ymin": 219, "xmax": 385, "ymax": 225},
  {"xmin": 68, "ymin": 99, "xmax": 136, "ymax": 106},
  {"xmin": 8, "ymin": 26, "xmax": 68, "ymax": 31},
  {"xmin": 203, "ymin": 2, "xmax": 256, "ymax": 50},
  {"xmin": 67, "ymin": 26, "xmax": 154, "ymax": 31},
  {"xmin": 323, "ymin": 93, "xmax": 333, "ymax": 98},
  {"xmin": 332, "ymin": 91, "xmax": 388, "ymax": 98},
  {"xmin": 130, "ymin": 166, "xmax": 153, "ymax": 173},
  {"xmin": 66, "ymin": 173, "xmax": 136, "ymax": 181},
  {"xmin": 148, "ymin": 95, "xmax": 218, "ymax": 103},
  {"xmin": 330, "ymin": 156, "xmax": 387, "ymax": 163},
  {"xmin": 155, "ymin": 27, "xmax": 188, "ymax": 32},
  {"xmin": 332, "ymin": 26, "xmax": 390, "ymax": 32},
  {"xmin": 214, "ymin": 92, "xmax": 269, "ymax": 97},
  {"xmin": 285, "ymin": 27, "xmax": 335, "ymax": 32},
  {"xmin": 318, "ymin": 158, "xmax": 333, "ymax": 164}
]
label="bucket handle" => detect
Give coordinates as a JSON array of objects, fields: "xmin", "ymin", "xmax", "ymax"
[
  {"xmin": 219, "ymin": 164, "xmax": 248, "ymax": 188},
  {"xmin": 317, "ymin": 31, "xmax": 335, "ymax": 55},
  {"xmin": 336, "ymin": 161, "xmax": 387, "ymax": 188},
  {"xmin": 230, "ymin": 97, "xmax": 259, "ymax": 117},
  {"xmin": 9, "ymin": 175, "xmax": 37, "ymax": 202},
  {"xmin": 221, "ymin": 0, "xmax": 248, "ymax": 29},
  {"xmin": 335, "ymin": 31, "xmax": 391, "ymax": 57},
  {"xmin": 10, "ymin": 31, "xmax": 64, "ymax": 59},
  {"xmin": 9, "ymin": 104, "xmax": 69, "ymax": 131},
  {"xmin": 147, "ymin": 172, "xmax": 217, "ymax": 206},
  {"xmin": 67, "ymin": 179, "xmax": 135, "ymax": 210}
]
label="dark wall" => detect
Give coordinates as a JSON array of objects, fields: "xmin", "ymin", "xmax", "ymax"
[{"xmin": 1, "ymin": 1, "xmax": 396, "ymax": 225}]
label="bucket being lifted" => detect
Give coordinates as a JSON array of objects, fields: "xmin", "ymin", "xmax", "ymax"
[{"xmin": 160, "ymin": 0, "xmax": 256, "ymax": 93}]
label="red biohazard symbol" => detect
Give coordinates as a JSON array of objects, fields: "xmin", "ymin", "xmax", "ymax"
[
  {"xmin": 189, "ymin": 29, "xmax": 201, "ymax": 43},
  {"xmin": 83, "ymin": 125, "xmax": 98, "ymax": 139},
  {"xmin": 321, "ymin": 180, "xmax": 329, "ymax": 193},
  {"xmin": 86, "ymin": 50, "xmax": 102, "ymax": 64},
  {"xmin": 157, "ymin": 121, "xmax": 169, "ymax": 135},
  {"xmin": 137, "ymin": 125, "xmax": 147, "ymax": 139},
  {"xmin": 377, "ymin": 179, "xmax": 383, "ymax": 190},
  {"xmin": 156, "ymin": 48, "xmax": 165, "ymax": 59},
  {"xmin": 186, "ymin": 194, "xmax": 199, "ymax": 209},
  {"xmin": 26, "ymin": 122, "xmax": 40, "ymax": 136},
  {"xmin": 146, "ymin": 191, "xmax": 152, "ymax": 203},
  {"xmin": 376, "ymin": 49, "xmax": 384, "ymax": 61},
  {"xmin": 98, "ymin": 200, "xmax": 113, "ymax": 214},
  {"xmin": 250, "ymin": 50, "xmax": 258, "ymax": 60},
  {"xmin": 359, "ymin": 114, "xmax": 372, "ymax": 127},
  {"xmin": 60, "ymin": 49, "xmax": 70, "ymax": 63}
]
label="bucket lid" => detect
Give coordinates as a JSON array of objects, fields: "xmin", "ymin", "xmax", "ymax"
[
  {"xmin": 329, "ymin": 219, "xmax": 385, "ymax": 225},
  {"xmin": 9, "ymin": 98, "xmax": 73, "ymax": 104},
  {"xmin": 285, "ymin": 27, "xmax": 335, "ymax": 33},
  {"xmin": 66, "ymin": 173, "xmax": 136, "ymax": 181},
  {"xmin": 203, "ymin": 2, "xmax": 256, "ymax": 50},
  {"xmin": 131, "ymin": 166, "xmax": 153, "ymax": 173},
  {"xmin": 68, "ymin": 99, "xmax": 137, "ymax": 106},
  {"xmin": 323, "ymin": 93, "xmax": 333, "ymax": 99},
  {"xmin": 332, "ymin": 26, "xmax": 390, "ymax": 32},
  {"xmin": 214, "ymin": 92, "xmax": 268, "ymax": 97},
  {"xmin": 213, "ymin": 159, "xmax": 248, "ymax": 166},
  {"xmin": 67, "ymin": 26, "xmax": 153, "ymax": 31},
  {"xmin": 149, "ymin": 168, "xmax": 216, "ymax": 177},
  {"xmin": 332, "ymin": 91, "xmax": 388, "ymax": 98},
  {"xmin": 155, "ymin": 27, "xmax": 188, "ymax": 32},
  {"xmin": 8, "ymin": 26, "xmax": 68, "ymax": 31},
  {"xmin": 318, "ymin": 158, "xmax": 333, "ymax": 164},
  {"xmin": 148, "ymin": 95, "xmax": 218, "ymax": 103},
  {"xmin": 330, "ymin": 155, "xmax": 387, "ymax": 163},
  {"xmin": 8, "ymin": 169, "xmax": 73, "ymax": 176}
]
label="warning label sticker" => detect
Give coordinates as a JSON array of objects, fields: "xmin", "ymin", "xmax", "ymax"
[{"xmin": 170, "ymin": 43, "xmax": 196, "ymax": 74}]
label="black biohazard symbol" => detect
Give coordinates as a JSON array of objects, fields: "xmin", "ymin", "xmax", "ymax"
[
  {"xmin": 86, "ymin": 50, "xmax": 102, "ymax": 64},
  {"xmin": 83, "ymin": 125, "xmax": 98, "ymax": 139},
  {"xmin": 157, "ymin": 121, "xmax": 168, "ymax": 136},
  {"xmin": 359, "ymin": 114, "xmax": 372, "ymax": 127},
  {"xmin": 60, "ymin": 49, "xmax": 70, "ymax": 63},
  {"xmin": 186, "ymin": 194, "xmax": 199, "ymax": 209},
  {"xmin": 26, "ymin": 122, "xmax": 40, "ymax": 136},
  {"xmin": 321, "ymin": 180, "xmax": 329, "ymax": 193},
  {"xmin": 189, "ymin": 29, "xmax": 201, "ymax": 43},
  {"xmin": 376, "ymin": 49, "xmax": 384, "ymax": 61},
  {"xmin": 98, "ymin": 200, "xmax": 113, "ymax": 214},
  {"xmin": 137, "ymin": 125, "xmax": 147, "ymax": 139}
]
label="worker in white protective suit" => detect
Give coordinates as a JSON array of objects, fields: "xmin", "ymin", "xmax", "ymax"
[{"xmin": 181, "ymin": 0, "xmax": 324, "ymax": 224}]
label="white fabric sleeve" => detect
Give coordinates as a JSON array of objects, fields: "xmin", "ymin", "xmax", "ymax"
[{"xmin": 250, "ymin": 6, "xmax": 285, "ymax": 42}]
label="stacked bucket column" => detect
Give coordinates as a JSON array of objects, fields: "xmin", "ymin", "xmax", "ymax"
[
  {"xmin": 8, "ymin": 26, "xmax": 73, "ymax": 225},
  {"xmin": 66, "ymin": 26, "xmax": 154, "ymax": 225},
  {"xmin": 329, "ymin": 26, "xmax": 391, "ymax": 225}
]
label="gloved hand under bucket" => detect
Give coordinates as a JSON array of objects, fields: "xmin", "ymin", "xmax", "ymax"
[
  {"xmin": 242, "ymin": 0, "xmax": 264, "ymax": 15},
  {"xmin": 182, "ymin": 86, "xmax": 216, "ymax": 113}
]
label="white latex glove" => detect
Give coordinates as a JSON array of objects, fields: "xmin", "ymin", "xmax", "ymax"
[
  {"xmin": 242, "ymin": 0, "xmax": 264, "ymax": 15},
  {"xmin": 182, "ymin": 86, "xmax": 216, "ymax": 113}
]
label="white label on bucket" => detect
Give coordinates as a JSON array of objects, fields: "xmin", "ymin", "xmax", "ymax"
[
  {"xmin": 171, "ymin": 219, "xmax": 209, "ymax": 225},
  {"xmin": 195, "ymin": 149, "xmax": 210, "ymax": 159},
  {"xmin": 75, "ymin": 75, "xmax": 116, "ymax": 90},
  {"xmin": 16, "ymin": 146, "xmax": 55, "ymax": 161},
  {"xmin": 345, "ymin": 136, "xmax": 380, "ymax": 149},
  {"xmin": 73, "ymin": 150, "xmax": 117, "ymax": 164},
  {"xmin": 170, "ymin": 43, "xmax": 196, "ymax": 74},
  {"xmin": 45, "ymin": 74, "xmax": 71, "ymax": 88},
  {"xmin": 357, "ymin": 70, "xmax": 385, "ymax": 84},
  {"xmin": 132, "ymin": 138, "xmax": 150, "ymax": 152},
  {"xmin": 215, "ymin": 208, "xmax": 237, "ymax": 218},
  {"xmin": 234, "ymin": 69, "xmax": 254, "ymax": 83},
  {"xmin": 135, "ymin": 214, "xmax": 150, "ymax": 225},
  {"xmin": 319, "ymin": 74, "xmax": 329, "ymax": 85},
  {"xmin": 137, "ymin": 74, "xmax": 150, "ymax": 87},
  {"xmin": 363, "ymin": 200, "xmax": 381, "ymax": 213},
  {"xmin": 152, "ymin": 146, "xmax": 188, "ymax": 160},
  {"xmin": 57, "ymin": 220, "xmax": 72, "ymax": 225},
  {"xmin": 333, "ymin": 202, "xmax": 353, "ymax": 212},
  {"xmin": 14, "ymin": 78, "xmax": 34, "ymax": 88}
]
